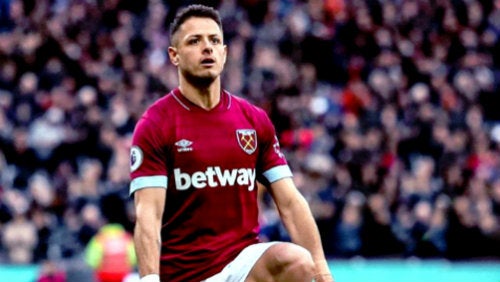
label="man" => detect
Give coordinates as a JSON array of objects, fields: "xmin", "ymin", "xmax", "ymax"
[{"xmin": 130, "ymin": 4, "xmax": 334, "ymax": 282}]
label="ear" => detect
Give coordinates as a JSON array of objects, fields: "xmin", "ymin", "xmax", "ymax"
[
  {"xmin": 168, "ymin": 46, "xmax": 179, "ymax": 66},
  {"xmin": 222, "ymin": 44, "xmax": 228, "ymax": 65}
]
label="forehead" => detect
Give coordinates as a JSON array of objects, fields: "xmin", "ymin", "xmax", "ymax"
[{"xmin": 178, "ymin": 17, "xmax": 222, "ymax": 38}]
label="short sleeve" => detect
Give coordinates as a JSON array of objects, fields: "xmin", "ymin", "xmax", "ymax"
[
  {"xmin": 129, "ymin": 116, "xmax": 168, "ymax": 195},
  {"xmin": 256, "ymin": 110, "xmax": 292, "ymax": 184}
]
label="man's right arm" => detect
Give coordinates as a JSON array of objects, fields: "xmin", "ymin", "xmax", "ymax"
[{"xmin": 133, "ymin": 187, "xmax": 166, "ymax": 279}]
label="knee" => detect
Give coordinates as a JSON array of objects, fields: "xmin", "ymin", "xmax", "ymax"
[{"xmin": 270, "ymin": 243, "xmax": 315, "ymax": 276}]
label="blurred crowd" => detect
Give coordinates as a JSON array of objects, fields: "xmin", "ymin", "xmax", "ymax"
[{"xmin": 1, "ymin": 0, "xmax": 500, "ymax": 274}]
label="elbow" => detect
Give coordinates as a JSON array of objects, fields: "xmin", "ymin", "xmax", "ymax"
[
  {"xmin": 134, "ymin": 207, "xmax": 163, "ymax": 238},
  {"xmin": 135, "ymin": 211, "xmax": 162, "ymax": 231},
  {"xmin": 291, "ymin": 193, "xmax": 311, "ymax": 210},
  {"xmin": 134, "ymin": 215, "xmax": 162, "ymax": 245},
  {"xmin": 280, "ymin": 194, "xmax": 311, "ymax": 219},
  {"xmin": 135, "ymin": 199, "xmax": 163, "ymax": 224}
]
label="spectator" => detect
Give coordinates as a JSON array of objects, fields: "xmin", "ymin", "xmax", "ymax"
[
  {"xmin": 84, "ymin": 194, "xmax": 136, "ymax": 282},
  {"xmin": 2, "ymin": 209, "xmax": 38, "ymax": 263},
  {"xmin": 334, "ymin": 192, "xmax": 364, "ymax": 257},
  {"xmin": 36, "ymin": 260, "xmax": 66, "ymax": 282}
]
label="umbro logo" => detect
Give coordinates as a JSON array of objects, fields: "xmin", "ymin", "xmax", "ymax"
[{"xmin": 175, "ymin": 139, "xmax": 193, "ymax": 152}]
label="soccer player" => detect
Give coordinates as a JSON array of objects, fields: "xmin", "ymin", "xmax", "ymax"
[{"xmin": 129, "ymin": 4, "xmax": 334, "ymax": 282}]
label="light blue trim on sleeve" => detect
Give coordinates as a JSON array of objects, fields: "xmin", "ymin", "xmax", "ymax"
[
  {"xmin": 130, "ymin": 176, "xmax": 168, "ymax": 195},
  {"xmin": 262, "ymin": 165, "xmax": 293, "ymax": 183}
]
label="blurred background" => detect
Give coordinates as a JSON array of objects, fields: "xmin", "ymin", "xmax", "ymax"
[{"xmin": 0, "ymin": 0, "xmax": 500, "ymax": 281}]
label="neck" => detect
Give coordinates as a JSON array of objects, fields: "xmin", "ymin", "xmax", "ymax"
[{"xmin": 178, "ymin": 76, "xmax": 221, "ymax": 110}]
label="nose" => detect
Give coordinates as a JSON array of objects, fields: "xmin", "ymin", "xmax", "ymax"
[{"xmin": 202, "ymin": 39, "xmax": 213, "ymax": 54}]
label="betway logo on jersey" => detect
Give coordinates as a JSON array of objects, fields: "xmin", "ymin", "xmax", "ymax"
[{"xmin": 174, "ymin": 166, "xmax": 256, "ymax": 191}]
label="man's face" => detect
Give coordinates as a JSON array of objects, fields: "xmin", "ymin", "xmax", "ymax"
[{"xmin": 169, "ymin": 17, "xmax": 227, "ymax": 85}]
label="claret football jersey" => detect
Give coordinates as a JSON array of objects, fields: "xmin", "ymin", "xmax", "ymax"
[{"xmin": 129, "ymin": 88, "xmax": 292, "ymax": 281}]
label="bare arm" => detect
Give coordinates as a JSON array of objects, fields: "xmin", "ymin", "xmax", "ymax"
[
  {"xmin": 268, "ymin": 177, "xmax": 334, "ymax": 282},
  {"xmin": 133, "ymin": 187, "xmax": 166, "ymax": 277}
]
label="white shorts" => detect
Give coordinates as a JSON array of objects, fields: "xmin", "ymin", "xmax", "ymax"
[{"xmin": 203, "ymin": 242, "xmax": 279, "ymax": 282}]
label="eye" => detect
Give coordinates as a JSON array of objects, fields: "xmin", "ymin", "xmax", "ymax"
[
  {"xmin": 211, "ymin": 37, "xmax": 221, "ymax": 44},
  {"xmin": 188, "ymin": 38, "xmax": 199, "ymax": 45}
]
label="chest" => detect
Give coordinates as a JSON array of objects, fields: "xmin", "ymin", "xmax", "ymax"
[{"xmin": 168, "ymin": 111, "xmax": 259, "ymax": 169}]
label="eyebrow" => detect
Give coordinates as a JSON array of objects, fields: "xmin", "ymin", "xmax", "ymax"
[{"xmin": 185, "ymin": 33, "xmax": 222, "ymax": 39}]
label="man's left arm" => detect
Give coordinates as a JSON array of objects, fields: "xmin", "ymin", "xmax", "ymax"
[{"xmin": 267, "ymin": 177, "xmax": 334, "ymax": 282}]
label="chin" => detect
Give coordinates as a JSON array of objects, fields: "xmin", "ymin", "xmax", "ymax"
[{"xmin": 182, "ymin": 68, "xmax": 218, "ymax": 85}]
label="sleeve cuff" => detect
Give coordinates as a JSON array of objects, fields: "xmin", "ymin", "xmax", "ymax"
[
  {"xmin": 130, "ymin": 176, "xmax": 168, "ymax": 195},
  {"xmin": 262, "ymin": 165, "xmax": 293, "ymax": 183}
]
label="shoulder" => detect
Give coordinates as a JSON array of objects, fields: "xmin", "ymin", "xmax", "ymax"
[
  {"xmin": 132, "ymin": 92, "xmax": 177, "ymax": 141},
  {"xmin": 136, "ymin": 92, "xmax": 181, "ymax": 129},
  {"xmin": 227, "ymin": 91, "xmax": 268, "ymax": 120},
  {"xmin": 226, "ymin": 91, "xmax": 277, "ymax": 139},
  {"xmin": 143, "ymin": 93, "xmax": 176, "ymax": 120}
]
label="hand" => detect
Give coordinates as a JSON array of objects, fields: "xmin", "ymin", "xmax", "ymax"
[
  {"xmin": 313, "ymin": 273, "xmax": 335, "ymax": 282},
  {"xmin": 313, "ymin": 259, "xmax": 334, "ymax": 282}
]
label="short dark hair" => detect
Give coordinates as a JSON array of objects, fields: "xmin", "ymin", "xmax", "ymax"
[{"xmin": 169, "ymin": 4, "xmax": 223, "ymax": 45}]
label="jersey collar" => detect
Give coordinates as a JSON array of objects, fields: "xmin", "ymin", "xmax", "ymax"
[{"xmin": 171, "ymin": 87, "xmax": 231, "ymax": 112}]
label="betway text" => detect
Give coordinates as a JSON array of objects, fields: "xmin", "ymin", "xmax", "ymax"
[{"xmin": 174, "ymin": 166, "xmax": 256, "ymax": 191}]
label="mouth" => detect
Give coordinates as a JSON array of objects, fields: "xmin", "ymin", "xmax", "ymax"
[{"xmin": 201, "ymin": 58, "xmax": 215, "ymax": 66}]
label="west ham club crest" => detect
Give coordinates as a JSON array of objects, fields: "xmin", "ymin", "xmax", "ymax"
[{"xmin": 236, "ymin": 129, "xmax": 257, "ymax": 154}]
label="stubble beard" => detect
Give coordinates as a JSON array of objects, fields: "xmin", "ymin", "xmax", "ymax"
[{"xmin": 183, "ymin": 70, "xmax": 218, "ymax": 88}]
